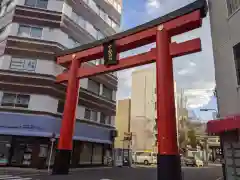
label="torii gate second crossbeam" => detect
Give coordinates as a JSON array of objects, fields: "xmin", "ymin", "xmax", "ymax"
[{"xmin": 52, "ymin": 1, "xmax": 207, "ymax": 180}]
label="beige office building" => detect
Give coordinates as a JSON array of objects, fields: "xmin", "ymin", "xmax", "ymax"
[
  {"xmin": 114, "ymin": 98, "xmax": 131, "ymax": 166},
  {"xmin": 131, "ymin": 67, "xmax": 178, "ymax": 152},
  {"xmin": 115, "ymin": 99, "xmax": 131, "ymax": 150}
]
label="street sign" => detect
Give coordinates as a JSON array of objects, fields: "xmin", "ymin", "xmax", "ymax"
[
  {"xmin": 216, "ymin": 148, "xmax": 222, "ymax": 155},
  {"xmin": 104, "ymin": 40, "xmax": 118, "ymax": 66},
  {"xmin": 50, "ymin": 138, "xmax": 56, "ymax": 142},
  {"xmin": 50, "ymin": 132, "xmax": 56, "ymax": 142}
]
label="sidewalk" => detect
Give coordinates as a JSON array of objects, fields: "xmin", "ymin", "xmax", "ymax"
[
  {"xmin": 0, "ymin": 166, "xmax": 112, "ymax": 173},
  {"xmin": 208, "ymin": 163, "xmax": 222, "ymax": 167}
]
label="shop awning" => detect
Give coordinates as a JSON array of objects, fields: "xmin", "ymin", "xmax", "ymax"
[
  {"xmin": 0, "ymin": 129, "xmax": 52, "ymax": 137},
  {"xmin": 73, "ymin": 136, "xmax": 112, "ymax": 144},
  {"xmin": 0, "ymin": 112, "xmax": 113, "ymax": 144},
  {"xmin": 207, "ymin": 115, "xmax": 240, "ymax": 134},
  {"xmin": 0, "ymin": 129, "xmax": 112, "ymax": 144}
]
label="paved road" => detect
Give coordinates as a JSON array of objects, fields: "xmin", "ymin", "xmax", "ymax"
[{"xmin": 0, "ymin": 165, "xmax": 222, "ymax": 180}]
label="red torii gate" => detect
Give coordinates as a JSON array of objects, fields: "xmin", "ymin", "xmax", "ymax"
[{"xmin": 52, "ymin": 0, "xmax": 207, "ymax": 179}]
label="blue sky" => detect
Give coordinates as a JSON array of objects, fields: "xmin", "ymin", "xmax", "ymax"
[{"xmin": 116, "ymin": 0, "xmax": 217, "ymax": 121}]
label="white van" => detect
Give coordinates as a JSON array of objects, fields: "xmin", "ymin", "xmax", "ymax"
[{"xmin": 132, "ymin": 151, "xmax": 157, "ymax": 165}]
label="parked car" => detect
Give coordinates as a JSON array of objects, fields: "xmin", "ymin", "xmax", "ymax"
[
  {"xmin": 195, "ymin": 158, "xmax": 204, "ymax": 167},
  {"xmin": 184, "ymin": 156, "xmax": 204, "ymax": 167},
  {"xmin": 184, "ymin": 157, "xmax": 196, "ymax": 166},
  {"xmin": 132, "ymin": 151, "xmax": 157, "ymax": 165}
]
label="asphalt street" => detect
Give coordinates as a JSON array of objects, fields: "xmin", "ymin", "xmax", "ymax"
[{"xmin": 0, "ymin": 165, "xmax": 223, "ymax": 180}]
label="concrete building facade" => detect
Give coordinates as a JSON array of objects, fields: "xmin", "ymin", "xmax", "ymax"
[
  {"xmin": 131, "ymin": 67, "xmax": 178, "ymax": 152},
  {"xmin": 115, "ymin": 99, "xmax": 131, "ymax": 150},
  {"xmin": 0, "ymin": 0, "xmax": 122, "ymax": 168},
  {"xmin": 114, "ymin": 98, "xmax": 131, "ymax": 166},
  {"xmin": 208, "ymin": 0, "xmax": 240, "ymax": 117},
  {"xmin": 207, "ymin": 0, "xmax": 240, "ymax": 179}
]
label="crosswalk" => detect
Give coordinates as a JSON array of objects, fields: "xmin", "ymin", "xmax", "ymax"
[{"xmin": 0, "ymin": 174, "xmax": 32, "ymax": 180}]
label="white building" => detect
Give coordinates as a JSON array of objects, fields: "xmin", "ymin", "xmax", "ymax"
[{"xmin": 0, "ymin": 0, "xmax": 122, "ymax": 168}]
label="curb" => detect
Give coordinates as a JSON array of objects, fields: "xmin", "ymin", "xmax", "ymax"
[
  {"xmin": 70, "ymin": 167, "xmax": 112, "ymax": 172},
  {"xmin": 0, "ymin": 166, "xmax": 113, "ymax": 173}
]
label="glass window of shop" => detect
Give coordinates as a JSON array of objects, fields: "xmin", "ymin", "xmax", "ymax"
[
  {"xmin": 92, "ymin": 144, "xmax": 103, "ymax": 164},
  {"xmin": 79, "ymin": 142, "xmax": 92, "ymax": 165},
  {"xmin": 103, "ymin": 144, "xmax": 112, "ymax": 165},
  {"xmin": 11, "ymin": 140, "xmax": 34, "ymax": 166},
  {"xmin": 0, "ymin": 136, "xmax": 11, "ymax": 166}
]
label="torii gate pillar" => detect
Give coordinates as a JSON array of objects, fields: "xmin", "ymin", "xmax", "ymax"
[{"xmin": 156, "ymin": 25, "xmax": 181, "ymax": 179}]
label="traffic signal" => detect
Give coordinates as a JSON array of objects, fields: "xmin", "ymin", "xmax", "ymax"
[{"xmin": 104, "ymin": 40, "xmax": 118, "ymax": 66}]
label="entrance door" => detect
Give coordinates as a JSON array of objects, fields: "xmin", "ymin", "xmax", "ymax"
[{"xmin": 11, "ymin": 138, "xmax": 33, "ymax": 167}]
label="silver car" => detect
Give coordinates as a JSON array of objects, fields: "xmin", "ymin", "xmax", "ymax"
[{"xmin": 132, "ymin": 151, "xmax": 157, "ymax": 165}]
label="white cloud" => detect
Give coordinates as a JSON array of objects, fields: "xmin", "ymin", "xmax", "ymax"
[
  {"xmin": 117, "ymin": 0, "xmax": 216, "ymax": 109},
  {"xmin": 146, "ymin": 0, "xmax": 161, "ymax": 12},
  {"xmin": 184, "ymin": 89, "xmax": 214, "ymax": 109},
  {"xmin": 145, "ymin": 0, "xmax": 196, "ymax": 17}
]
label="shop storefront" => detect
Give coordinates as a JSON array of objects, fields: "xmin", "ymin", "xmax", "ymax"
[
  {"xmin": 207, "ymin": 115, "xmax": 240, "ymax": 180},
  {"xmin": 0, "ymin": 112, "xmax": 115, "ymax": 169}
]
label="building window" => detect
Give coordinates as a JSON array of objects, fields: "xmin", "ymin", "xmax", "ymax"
[
  {"xmin": 57, "ymin": 100, "xmax": 65, "ymax": 113},
  {"xmin": 106, "ymin": 116, "xmax": 111, "ymax": 125},
  {"xmin": 100, "ymin": 113, "xmax": 110, "ymax": 124},
  {"xmin": 234, "ymin": 43, "xmax": 240, "ymax": 85},
  {"xmin": 79, "ymin": 143, "xmax": 92, "ymax": 165},
  {"xmin": 91, "ymin": 111, "xmax": 98, "ymax": 121},
  {"xmin": 85, "ymin": 21, "xmax": 98, "ymax": 39},
  {"xmin": 226, "ymin": 0, "xmax": 240, "ymax": 15},
  {"xmin": 25, "ymin": 0, "xmax": 48, "ymax": 9},
  {"xmin": 88, "ymin": 79, "xmax": 100, "ymax": 95},
  {"xmin": 84, "ymin": 109, "xmax": 91, "ymax": 119},
  {"xmin": 0, "ymin": 0, "xmax": 13, "ymax": 17},
  {"xmin": 100, "ymin": 113, "xmax": 106, "ymax": 124},
  {"xmin": 68, "ymin": 36, "xmax": 80, "ymax": 48},
  {"xmin": 92, "ymin": 144, "xmax": 103, "ymax": 164},
  {"xmin": 102, "ymin": 85, "xmax": 112, "ymax": 100},
  {"xmin": 10, "ymin": 58, "xmax": 37, "ymax": 72},
  {"xmin": 97, "ymin": 31, "xmax": 104, "ymax": 40},
  {"xmin": 117, "ymin": 3, "xmax": 121, "ymax": 13},
  {"xmin": 1, "ymin": 93, "xmax": 30, "ymax": 108},
  {"xmin": 88, "ymin": 0, "xmax": 99, "ymax": 14},
  {"xmin": 18, "ymin": 25, "xmax": 43, "ymax": 39},
  {"xmin": 84, "ymin": 109, "xmax": 98, "ymax": 121}
]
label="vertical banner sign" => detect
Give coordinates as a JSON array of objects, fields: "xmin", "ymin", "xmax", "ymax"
[{"xmin": 104, "ymin": 40, "xmax": 118, "ymax": 65}]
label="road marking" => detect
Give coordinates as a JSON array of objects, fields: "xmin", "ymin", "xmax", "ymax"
[
  {"xmin": 100, "ymin": 179, "xmax": 112, "ymax": 180},
  {"xmin": 0, "ymin": 174, "xmax": 32, "ymax": 180},
  {"xmin": 216, "ymin": 177, "xmax": 223, "ymax": 180},
  {"xmin": 0, "ymin": 175, "xmax": 15, "ymax": 179},
  {"xmin": 7, "ymin": 178, "xmax": 32, "ymax": 180}
]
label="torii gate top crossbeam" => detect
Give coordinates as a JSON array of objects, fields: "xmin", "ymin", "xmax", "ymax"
[{"xmin": 56, "ymin": 0, "xmax": 207, "ymax": 66}]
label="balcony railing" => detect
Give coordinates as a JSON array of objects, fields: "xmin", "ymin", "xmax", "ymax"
[
  {"xmin": 82, "ymin": 0, "xmax": 120, "ymax": 32},
  {"xmin": 104, "ymin": 0, "xmax": 121, "ymax": 13},
  {"xmin": 63, "ymin": 3, "xmax": 105, "ymax": 40}
]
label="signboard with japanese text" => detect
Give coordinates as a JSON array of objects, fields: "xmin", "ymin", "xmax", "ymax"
[{"xmin": 104, "ymin": 40, "xmax": 118, "ymax": 66}]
